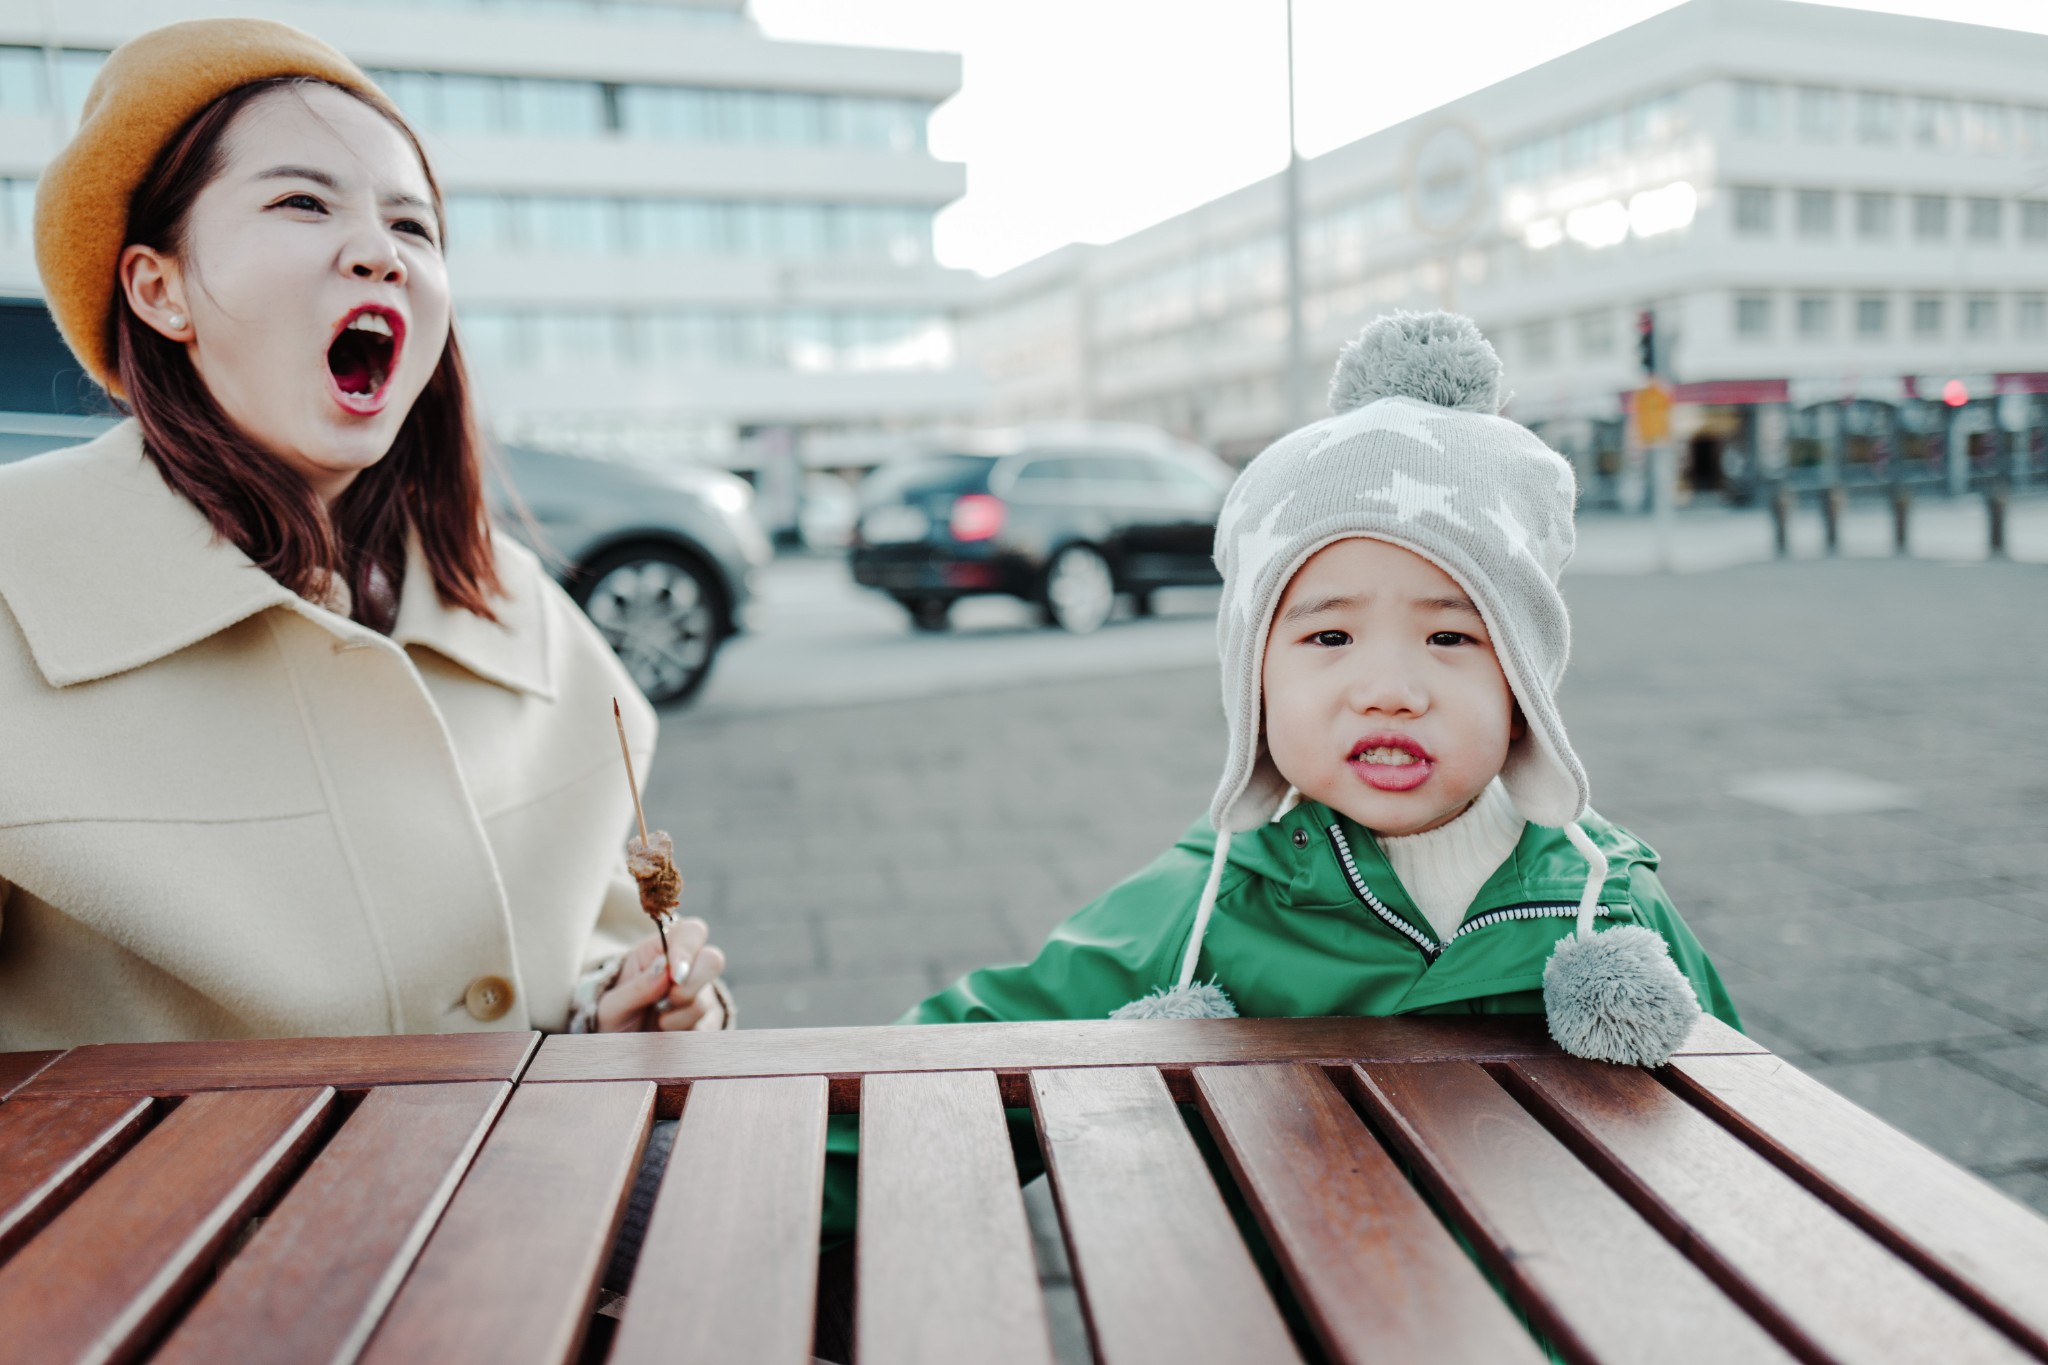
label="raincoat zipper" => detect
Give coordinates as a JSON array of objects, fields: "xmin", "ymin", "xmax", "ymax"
[{"xmin": 1324, "ymin": 822, "xmax": 1606, "ymax": 963}]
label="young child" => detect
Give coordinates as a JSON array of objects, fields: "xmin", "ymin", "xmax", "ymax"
[{"xmin": 819, "ymin": 310, "xmax": 1738, "ymax": 1241}]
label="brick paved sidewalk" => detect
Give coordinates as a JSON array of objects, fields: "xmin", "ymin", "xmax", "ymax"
[{"xmin": 643, "ymin": 557, "xmax": 2048, "ymax": 1215}]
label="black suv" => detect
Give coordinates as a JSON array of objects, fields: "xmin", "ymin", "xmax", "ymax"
[{"xmin": 850, "ymin": 433, "xmax": 1232, "ymax": 633}]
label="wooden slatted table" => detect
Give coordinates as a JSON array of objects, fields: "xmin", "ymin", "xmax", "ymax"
[{"xmin": 1, "ymin": 1017, "xmax": 2044, "ymax": 1365}]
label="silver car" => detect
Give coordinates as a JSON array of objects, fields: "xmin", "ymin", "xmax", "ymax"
[{"xmin": 0, "ymin": 414, "xmax": 766, "ymax": 707}]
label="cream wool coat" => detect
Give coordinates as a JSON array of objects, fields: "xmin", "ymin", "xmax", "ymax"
[{"xmin": 0, "ymin": 421, "xmax": 658, "ymax": 1048}]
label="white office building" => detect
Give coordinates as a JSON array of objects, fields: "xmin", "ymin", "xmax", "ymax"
[
  {"xmin": 0, "ymin": 0, "xmax": 982, "ymax": 482},
  {"xmin": 960, "ymin": 0, "xmax": 2048, "ymax": 505}
]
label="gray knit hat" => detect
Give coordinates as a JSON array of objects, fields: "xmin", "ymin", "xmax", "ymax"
[{"xmin": 1114, "ymin": 312, "xmax": 1701, "ymax": 1067}]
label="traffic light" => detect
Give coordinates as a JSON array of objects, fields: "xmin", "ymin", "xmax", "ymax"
[{"xmin": 1636, "ymin": 309, "xmax": 1657, "ymax": 376}]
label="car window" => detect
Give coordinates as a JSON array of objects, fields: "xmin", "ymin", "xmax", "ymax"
[
  {"xmin": 1146, "ymin": 457, "xmax": 1231, "ymax": 493},
  {"xmin": 862, "ymin": 454, "xmax": 996, "ymax": 504}
]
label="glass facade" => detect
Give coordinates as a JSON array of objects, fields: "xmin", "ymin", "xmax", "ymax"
[
  {"xmin": 460, "ymin": 307, "xmax": 952, "ymax": 373},
  {"xmin": 445, "ymin": 193, "xmax": 932, "ymax": 261}
]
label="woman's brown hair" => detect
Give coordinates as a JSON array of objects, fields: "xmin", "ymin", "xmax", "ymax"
[{"xmin": 112, "ymin": 77, "xmax": 500, "ymax": 632}]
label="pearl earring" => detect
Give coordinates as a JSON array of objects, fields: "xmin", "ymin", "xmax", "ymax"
[{"xmin": 168, "ymin": 313, "xmax": 185, "ymax": 331}]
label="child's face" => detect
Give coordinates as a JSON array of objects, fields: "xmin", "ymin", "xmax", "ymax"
[{"xmin": 1261, "ymin": 537, "xmax": 1521, "ymax": 837}]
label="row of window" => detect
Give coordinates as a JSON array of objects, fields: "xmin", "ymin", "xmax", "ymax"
[
  {"xmin": 446, "ymin": 194, "xmax": 933, "ymax": 262},
  {"xmin": 1732, "ymin": 80, "xmax": 2048, "ymax": 155},
  {"xmin": 1732, "ymin": 291, "xmax": 2046, "ymax": 342},
  {"xmin": 459, "ymin": 308, "xmax": 953, "ymax": 372},
  {"xmin": 1730, "ymin": 187, "xmax": 2048, "ymax": 244},
  {"xmin": 0, "ymin": 178, "xmax": 33, "ymax": 247},
  {"xmin": 1499, "ymin": 92, "xmax": 1688, "ymax": 190},
  {"xmin": 368, "ymin": 67, "xmax": 931, "ymax": 151},
  {"xmin": 0, "ymin": 47, "xmax": 933, "ymax": 154},
  {"xmin": 399, "ymin": 0, "xmax": 742, "ymax": 22}
]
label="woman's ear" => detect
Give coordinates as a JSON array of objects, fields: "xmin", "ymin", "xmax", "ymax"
[{"xmin": 119, "ymin": 244, "xmax": 191, "ymax": 342}]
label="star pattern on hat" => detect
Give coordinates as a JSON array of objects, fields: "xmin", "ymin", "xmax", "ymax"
[
  {"xmin": 1227, "ymin": 495, "xmax": 1295, "ymax": 623},
  {"xmin": 1362, "ymin": 469, "xmax": 1472, "ymax": 530},
  {"xmin": 1356, "ymin": 398, "xmax": 1448, "ymax": 452}
]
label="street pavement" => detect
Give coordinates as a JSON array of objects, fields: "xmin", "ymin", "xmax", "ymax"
[{"xmin": 641, "ymin": 511, "xmax": 2048, "ymax": 1226}]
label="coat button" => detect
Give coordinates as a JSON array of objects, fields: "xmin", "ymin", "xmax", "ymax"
[
  {"xmin": 465, "ymin": 975, "xmax": 515, "ymax": 1022},
  {"xmin": 1292, "ymin": 829, "xmax": 1310, "ymax": 850}
]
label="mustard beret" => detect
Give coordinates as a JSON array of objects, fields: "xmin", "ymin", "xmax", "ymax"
[{"xmin": 34, "ymin": 18, "xmax": 399, "ymax": 400}]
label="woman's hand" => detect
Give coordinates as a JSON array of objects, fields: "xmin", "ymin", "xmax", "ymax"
[{"xmin": 594, "ymin": 918, "xmax": 729, "ymax": 1033}]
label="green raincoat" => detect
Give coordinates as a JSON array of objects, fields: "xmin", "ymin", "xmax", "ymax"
[{"xmin": 822, "ymin": 796, "xmax": 1740, "ymax": 1239}]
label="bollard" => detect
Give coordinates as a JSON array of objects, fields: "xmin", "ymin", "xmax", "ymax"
[
  {"xmin": 1890, "ymin": 485, "xmax": 1911, "ymax": 556},
  {"xmin": 1988, "ymin": 483, "xmax": 2009, "ymax": 559},
  {"xmin": 1771, "ymin": 484, "xmax": 1793, "ymax": 558},
  {"xmin": 1821, "ymin": 485, "xmax": 1845, "ymax": 556}
]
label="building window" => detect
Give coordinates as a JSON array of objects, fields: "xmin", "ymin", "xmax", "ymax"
[
  {"xmin": 1733, "ymin": 186, "xmax": 1774, "ymax": 235},
  {"xmin": 1734, "ymin": 294, "xmax": 1772, "ymax": 338},
  {"xmin": 1911, "ymin": 96, "xmax": 1956, "ymax": 150},
  {"xmin": 1966, "ymin": 198, "xmax": 2003, "ymax": 242},
  {"xmin": 0, "ymin": 45, "xmax": 43, "ymax": 114},
  {"xmin": 1734, "ymin": 81, "xmax": 1779, "ymax": 137},
  {"xmin": 1574, "ymin": 310, "xmax": 1614, "ymax": 356},
  {"xmin": 2025, "ymin": 108, "xmax": 2048, "ymax": 157},
  {"xmin": 1912, "ymin": 195, "xmax": 1949, "ymax": 241},
  {"xmin": 1912, "ymin": 296, "xmax": 1944, "ymax": 337},
  {"xmin": 2024, "ymin": 202, "xmax": 2048, "ymax": 244},
  {"xmin": 1855, "ymin": 91, "xmax": 1900, "ymax": 144},
  {"xmin": 2018, "ymin": 293, "xmax": 2047, "ymax": 336},
  {"xmin": 1796, "ymin": 295, "xmax": 1832, "ymax": 339},
  {"xmin": 1855, "ymin": 192, "xmax": 1893, "ymax": 239},
  {"xmin": 1963, "ymin": 102, "xmax": 2010, "ymax": 154},
  {"xmin": 1796, "ymin": 87, "xmax": 1841, "ymax": 141},
  {"xmin": 1521, "ymin": 321, "xmax": 1557, "ymax": 368},
  {"xmin": 1856, "ymin": 295, "xmax": 1888, "ymax": 337},
  {"xmin": 1795, "ymin": 190, "xmax": 1835, "ymax": 237},
  {"xmin": 1966, "ymin": 294, "xmax": 1998, "ymax": 336}
]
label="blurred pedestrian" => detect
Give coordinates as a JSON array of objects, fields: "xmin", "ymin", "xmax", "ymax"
[{"xmin": 0, "ymin": 19, "xmax": 728, "ymax": 1047}]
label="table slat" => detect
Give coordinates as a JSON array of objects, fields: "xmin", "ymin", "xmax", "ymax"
[
  {"xmin": 0, "ymin": 1096, "xmax": 153, "ymax": 1263},
  {"xmin": 855, "ymin": 1069, "xmax": 1055, "ymax": 1365},
  {"xmin": 1348, "ymin": 1062, "xmax": 1799, "ymax": 1365},
  {"xmin": 1030, "ymin": 1066, "xmax": 1303, "ymax": 1365},
  {"xmin": 357, "ymin": 1080, "xmax": 652, "ymax": 1365},
  {"xmin": 1668, "ymin": 1052, "xmax": 2048, "ymax": 1358},
  {"xmin": 526, "ymin": 1013, "xmax": 1764, "ymax": 1093},
  {"xmin": 611, "ymin": 1075, "xmax": 831, "ymax": 1365},
  {"xmin": 20, "ymin": 1033, "xmax": 538, "ymax": 1099},
  {"xmin": 0, "ymin": 1086, "xmax": 332, "ymax": 1365},
  {"xmin": 154, "ymin": 1081, "xmax": 510, "ymax": 1365},
  {"xmin": 0, "ymin": 1050, "xmax": 64, "ymax": 1099},
  {"xmin": 1193, "ymin": 1065, "xmax": 1542, "ymax": 1365},
  {"xmin": 1510, "ymin": 1057, "xmax": 2034, "ymax": 1364}
]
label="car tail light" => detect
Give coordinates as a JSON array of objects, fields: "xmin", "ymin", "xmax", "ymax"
[{"xmin": 949, "ymin": 493, "xmax": 1006, "ymax": 542}]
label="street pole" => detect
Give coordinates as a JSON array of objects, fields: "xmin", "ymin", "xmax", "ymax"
[{"xmin": 1283, "ymin": 0, "xmax": 1307, "ymax": 428}]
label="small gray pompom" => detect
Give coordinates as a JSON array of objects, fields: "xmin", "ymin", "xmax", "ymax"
[
  {"xmin": 1110, "ymin": 980, "xmax": 1238, "ymax": 1021},
  {"xmin": 1329, "ymin": 310, "xmax": 1506, "ymax": 416},
  {"xmin": 1542, "ymin": 925, "xmax": 1701, "ymax": 1066}
]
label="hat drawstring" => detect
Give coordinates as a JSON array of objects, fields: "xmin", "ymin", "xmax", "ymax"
[
  {"xmin": 1174, "ymin": 828, "xmax": 1233, "ymax": 992},
  {"xmin": 1560, "ymin": 819, "xmax": 1608, "ymax": 938}
]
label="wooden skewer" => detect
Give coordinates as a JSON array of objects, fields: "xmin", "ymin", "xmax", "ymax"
[
  {"xmin": 613, "ymin": 698, "xmax": 672, "ymax": 985},
  {"xmin": 613, "ymin": 698, "xmax": 650, "ymax": 847}
]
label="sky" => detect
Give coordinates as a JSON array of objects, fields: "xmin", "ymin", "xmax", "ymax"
[{"xmin": 748, "ymin": 0, "xmax": 2048, "ymax": 278}]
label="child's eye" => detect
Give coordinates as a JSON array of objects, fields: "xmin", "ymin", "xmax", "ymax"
[
  {"xmin": 1308, "ymin": 629, "xmax": 1351, "ymax": 647},
  {"xmin": 1428, "ymin": 631, "xmax": 1473, "ymax": 647}
]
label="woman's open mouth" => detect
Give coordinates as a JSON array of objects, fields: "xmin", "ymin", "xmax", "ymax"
[
  {"xmin": 325, "ymin": 305, "xmax": 405, "ymax": 415},
  {"xmin": 1347, "ymin": 733, "xmax": 1436, "ymax": 792}
]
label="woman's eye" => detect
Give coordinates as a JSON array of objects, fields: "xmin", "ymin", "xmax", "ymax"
[
  {"xmin": 1309, "ymin": 629, "xmax": 1351, "ymax": 648},
  {"xmin": 275, "ymin": 193, "xmax": 325, "ymax": 212},
  {"xmin": 1429, "ymin": 631, "xmax": 1472, "ymax": 647},
  {"xmin": 393, "ymin": 218, "xmax": 437, "ymax": 241}
]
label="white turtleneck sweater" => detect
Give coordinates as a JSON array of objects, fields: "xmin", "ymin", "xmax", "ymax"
[{"xmin": 1377, "ymin": 779, "xmax": 1526, "ymax": 942}]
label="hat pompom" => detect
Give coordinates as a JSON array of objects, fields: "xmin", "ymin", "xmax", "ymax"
[
  {"xmin": 1110, "ymin": 980, "xmax": 1238, "ymax": 1021},
  {"xmin": 1328, "ymin": 310, "xmax": 1506, "ymax": 416},
  {"xmin": 1542, "ymin": 925, "xmax": 1701, "ymax": 1066}
]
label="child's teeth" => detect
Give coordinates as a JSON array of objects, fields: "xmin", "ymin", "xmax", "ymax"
[{"xmin": 1359, "ymin": 747, "xmax": 1418, "ymax": 765}]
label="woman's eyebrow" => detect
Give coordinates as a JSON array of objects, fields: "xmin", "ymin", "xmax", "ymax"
[{"xmin": 254, "ymin": 164, "xmax": 432, "ymax": 212}]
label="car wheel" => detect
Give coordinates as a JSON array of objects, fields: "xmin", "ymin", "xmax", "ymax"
[
  {"xmin": 897, "ymin": 595, "xmax": 952, "ymax": 632},
  {"xmin": 1041, "ymin": 544, "xmax": 1116, "ymax": 635},
  {"xmin": 574, "ymin": 545, "xmax": 724, "ymax": 706}
]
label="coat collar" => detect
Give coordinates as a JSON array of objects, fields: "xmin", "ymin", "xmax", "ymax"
[{"xmin": 0, "ymin": 419, "xmax": 552, "ymax": 699}]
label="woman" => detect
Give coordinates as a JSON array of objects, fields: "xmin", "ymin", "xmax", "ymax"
[{"xmin": 0, "ymin": 18, "xmax": 727, "ymax": 1046}]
